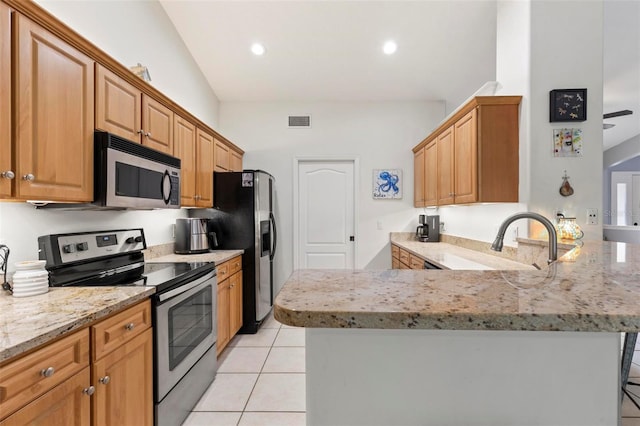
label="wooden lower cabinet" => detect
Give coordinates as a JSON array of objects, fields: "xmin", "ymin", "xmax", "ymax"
[
  {"xmin": 0, "ymin": 368, "xmax": 91, "ymax": 426},
  {"xmin": 0, "ymin": 300, "xmax": 152, "ymax": 426},
  {"xmin": 92, "ymin": 329, "xmax": 153, "ymax": 426},
  {"xmin": 217, "ymin": 256, "xmax": 243, "ymax": 355}
]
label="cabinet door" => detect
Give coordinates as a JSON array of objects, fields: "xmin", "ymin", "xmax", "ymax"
[
  {"xmin": 453, "ymin": 109, "xmax": 478, "ymax": 204},
  {"xmin": 424, "ymin": 141, "xmax": 438, "ymax": 206},
  {"xmin": 0, "ymin": 3, "xmax": 11, "ymax": 198},
  {"xmin": 92, "ymin": 329, "xmax": 153, "ymax": 426},
  {"xmin": 230, "ymin": 150, "xmax": 243, "ymax": 172},
  {"xmin": 0, "ymin": 368, "xmax": 91, "ymax": 426},
  {"xmin": 142, "ymin": 95, "xmax": 173, "ymax": 154},
  {"xmin": 229, "ymin": 271, "xmax": 243, "ymax": 336},
  {"xmin": 14, "ymin": 14, "xmax": 94, "ymax": 202},
  {"xmin": 174, "ymin": 114, "xmax": 197, "ymax": 207},
  {"xmin": 413, "ymin": 148, "xmax": 425, "ymax": 207},
  {"xmin": 95, "ymin": 64, "xmax": 141, "ymax": 142},
  {"xmin": 436, "ymin": 126, "xmax": 454, "ymax": 205},
  {"xmin": 196, "ymin": 128, "xmax": 214, "ymax": 207},
  {"xmin": 217, "ymin": 279, "xmax": 230, "ymax": 356},
  {"xmin": 214, "ymin": 138, "xmax": 230, "ymax": 172}
]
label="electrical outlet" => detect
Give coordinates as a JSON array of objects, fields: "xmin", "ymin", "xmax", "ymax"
[
  {"xmin": 553, "ymin": 208, "xmax": 566, "ymax": 222},
  {"xmin": 586, "ymin": 208, "xmax": 598, "ymax": 225}
]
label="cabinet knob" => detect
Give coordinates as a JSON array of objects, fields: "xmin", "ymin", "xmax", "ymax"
[
  {"xmin": 145, "ymin": 132, "xmax": 152, "ymax": 138},
  {"xmin": 22, "ymin": 173, "xmax": 35, "ymax": 182},
  {"xmin": 99, "ymin": 375, "xmax": 111, "ymax": 385},
  {"xmin": 0, "ymin": 170, "xmax": 15, "ymax": 179},
  {"xmin": 125, "ymin": 322, "xmax": 135, "ymax": 331},
  {"xmin": 137, "ymin": 129, "xmax": 144, "ymax": 135},
  {"xmin": 82, "ymin": 386, "xmax": 96, "ymax": 396},
  {"xmin": 40, "ymin": 367, "xmax": 55, "ymax": 378}
]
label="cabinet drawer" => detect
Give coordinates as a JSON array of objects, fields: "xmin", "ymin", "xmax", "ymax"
[
  {"xmin": 217, "ymin": 261, "xmax": 230, "ymax": 282},
  {"xmin": 399, "ymin": 249, "xmax": 410, "ymax": 265},
  {"xmin": 409, "ymin": 254, "xmax": 424, "ymax": 270},
  {"xmin": 391, "ymin": 258, "xmax": 400, "ymax": 269},
  {"xmin": 228, "ymin": 256, "xmax": 242, "ymax": 276},
  {"xmin": 391, "ymin": 245, "xmax": 399, "ymax": 259},
  {"xmin": 0, "ymin": 328, "xmax": 89, "ymax": 420},
  {"xmin": 91, "ymin": 300, "xmax": 151, "ymax": 361},
  {"xmin": 399, "ymin": 261, "xmax": 411, "ymax": 270}
]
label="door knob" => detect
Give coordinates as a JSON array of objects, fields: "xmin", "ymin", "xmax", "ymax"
[
  {"xmin": 22, "ymin": 173, "xmax": 35, "ymax": 181},
  {"xmin": 82, "ymin": 386, "xmax": 96, "ymax": 396},
  {"xmin": 0, "ymin": 171, "xmax": 14, "ymax": 179},
  {"xmin": 99, "ymin": 375, "xmax": 111, "ymax": 385}
]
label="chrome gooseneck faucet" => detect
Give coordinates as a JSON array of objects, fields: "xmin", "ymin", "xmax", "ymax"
[{"xmin": 491, "ymin": 212, "xmax": 558, "ymax": 264}]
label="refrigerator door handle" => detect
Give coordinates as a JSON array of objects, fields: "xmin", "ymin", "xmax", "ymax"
[{"xmin": 269, "ymin": 212, "xmax": 277, "ymax": 261}]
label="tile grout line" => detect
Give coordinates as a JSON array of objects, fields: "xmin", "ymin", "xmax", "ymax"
[{"xmin": 236, "ymin": 322, "xmax": 283, "ymax": 425}]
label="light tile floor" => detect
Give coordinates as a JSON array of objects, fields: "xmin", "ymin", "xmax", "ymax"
[
  {"xmin": 184, "ymin": 316, "xmax": 640, "ymax": 426},
  {"xmin": 182, "ymin": 313, "xmax": 306, "ymax": 426}
]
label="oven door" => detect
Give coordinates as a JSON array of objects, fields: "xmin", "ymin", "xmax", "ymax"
[{"xmin": 154, "ymin": 270, "xmax": 216, "ymax": 401}]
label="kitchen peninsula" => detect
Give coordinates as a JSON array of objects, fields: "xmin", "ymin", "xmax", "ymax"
[{"xmin": 275, "ymin": 240, "xmax": 640, "ymax": 425}]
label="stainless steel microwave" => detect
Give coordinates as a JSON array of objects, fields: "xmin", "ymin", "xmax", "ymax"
[{"xmin": 94, "ymin": 131, "xmax": 180, "ymax": 209}]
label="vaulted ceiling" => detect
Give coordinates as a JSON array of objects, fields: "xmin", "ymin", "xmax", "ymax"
[{"xmin": 160, "ymin": 0, "xmax": 639, "ymax": 150}]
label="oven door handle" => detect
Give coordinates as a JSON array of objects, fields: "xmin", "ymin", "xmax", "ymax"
[{"xmin": 156, "ymin": 270, "xmax": 216, "ymax": 303}]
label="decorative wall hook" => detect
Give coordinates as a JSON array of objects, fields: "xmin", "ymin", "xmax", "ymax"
[{"xmin": 559, "ymin": 170, "xmax": 574, "ymax": 197}]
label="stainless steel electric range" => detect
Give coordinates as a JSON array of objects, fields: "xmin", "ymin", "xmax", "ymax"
[{"xmin": 38, "ymin": 228, "xmax": 217, "ymax": 426}]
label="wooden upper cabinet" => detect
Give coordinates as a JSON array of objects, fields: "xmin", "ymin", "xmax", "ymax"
[
  {"xmin": 14, "ymin": 13, "xmax": 94, "ymax": 202},
  {"xmin": 174, "ymin": 114, "xmax": 197, "ymax": 207},
  {"xmin": 230, "ymin": 149, "xmax": 243, "ymax": 172},
  {"xmin": 412, "ymin": 96, "xmax": 521, "ymax": 206},
  {"xmin": 142, "ymin": 96, "xmax": 173, "ymax": 154},
  {"xmin": 214, "ymin": 138, "xmax": 230, "ymax": 172},
  {"xmin": 96, "ymin": 64, "xmax": 173, "ymax": 154},
  {"xmin": 95, "ymin": 64, "xmax": 141, "ymax": 142},
  {"xmin": 413, "ymin": 148, "xmax": 425, "ymax": 207},
  {"xmin": 453, "ymin": 109, "xmax": 478, "ymax": 204},
  {"xmin": 436, "ymin": 126, "xmax": 454, "ymax": 205},
  {"xmin": 424, "ymin": 141, "xmax": 438, "ymax": 206},
  {"xmin": 0, "ymin": 3, "xmax": 11, "ymax": 198},
  {"xmin": 196, "ymin": 128, "xmax": 214, "ymax": 207}
]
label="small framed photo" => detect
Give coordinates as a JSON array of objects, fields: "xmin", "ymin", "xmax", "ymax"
[
  {"xmin": 550, "ymin": 89, "xmax": 587, "ymax": 122},
  {"xmin": 373, "ymin": 169, "xmax": 402, "ymax": 199}
]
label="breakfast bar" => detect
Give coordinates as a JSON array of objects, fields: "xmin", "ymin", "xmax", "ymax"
[{"xmin": 274, "ymin": 240, "xmax": 640, "ymax": 425}]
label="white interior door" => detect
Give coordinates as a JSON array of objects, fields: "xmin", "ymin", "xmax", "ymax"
[{"xmin": 297, "ymin": 160, "xmax": 355, "ymax": 269}]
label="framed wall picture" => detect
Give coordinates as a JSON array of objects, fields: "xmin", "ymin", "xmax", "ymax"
[
  {"xmin": 550, "ymin": 89, "xmax": 587, "ymax": 122},
  {"xmin": 373, "ymin": 169, "xmax": 402, "ymax": 199}
]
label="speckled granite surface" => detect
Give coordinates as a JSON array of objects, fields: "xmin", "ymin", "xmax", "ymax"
[
  {"xmin": 390, "ymin": 235, "xmax": 534, "ymax": 271},
  {"xmin": 145, "ymin": 250, "xmax": 243, "ymax": 265},
  {"xmin": 275, "ymin": 240, "xmax": 640, "ymax": 332},
  {"xmin": 0, "ymin": 286, "xmax": 155, "ymax": 362}
]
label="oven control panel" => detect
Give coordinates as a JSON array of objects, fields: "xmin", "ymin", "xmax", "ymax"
[{"xmin": 39, "ymin": 229, "xmax": 146, "ymax": 266}]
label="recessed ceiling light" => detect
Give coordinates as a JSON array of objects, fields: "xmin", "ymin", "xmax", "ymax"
[
  {"xmin": 251, "ymin": 43, "xmax": 266, "ymax": 56},
  {"xmin": 383, "ymin": 40, "xmax": 397, "ymax": 55}
]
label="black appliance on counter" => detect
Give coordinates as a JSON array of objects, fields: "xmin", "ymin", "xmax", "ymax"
[
  {"xmin": 38, "ymin": 228, "xmax": 217, "ymax": 426},
  {"xmin": 416, "ymin": 214, "xmax": 440, "ymax": 242},
  {"xmin": 191, "ymin": 170, "xmax": 276, "ymax": 334}
]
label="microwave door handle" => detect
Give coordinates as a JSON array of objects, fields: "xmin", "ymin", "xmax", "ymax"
[
  {"xmin": 269, "ymin": 212, "xmax": 277, "ymax": 261},
  {"xmin": 162, "ymin": 170, "xmax": 171, "ymax": 205}
]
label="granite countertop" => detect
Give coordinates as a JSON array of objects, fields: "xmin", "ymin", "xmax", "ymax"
[
  {"xmin": 275, "ymin": 240, "xmax": 640, "ymax": 332},
  {"xmin": 145, "ymin": 250, "xmax": 243, "ymax": 264},
  {"xmin": 391, "ymin": 238, "xmax": 535, "ymax": 270},
  {"xmin": 0, "ymin": 286, "xmax": 155, "ymax": 363}
]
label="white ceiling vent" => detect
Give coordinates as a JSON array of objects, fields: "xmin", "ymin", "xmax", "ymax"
[{"xmin": 288, "ymin": 115, "xmax": 311, "ymax": 128}]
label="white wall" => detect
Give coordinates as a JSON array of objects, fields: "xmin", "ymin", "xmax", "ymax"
[
  {"xmin": 34, "ymin": 0, "xmax": 220, "ymax": 128},
  {"xmin": 0, "ymin": 1, "xmax": 222, "ymax": 270},
  {"xmin": 219, "ymin": 101, "xmax": 444, "ymax": 294}
]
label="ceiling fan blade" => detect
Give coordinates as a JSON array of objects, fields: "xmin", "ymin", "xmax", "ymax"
[{"xmin": 603, "ymin": 109, "xmax": 633, "ymax": 119}]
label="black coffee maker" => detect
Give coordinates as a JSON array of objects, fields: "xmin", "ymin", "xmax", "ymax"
[{"xmin": 416, "ymin": 214, "xmax": 440, "ymax": 242}]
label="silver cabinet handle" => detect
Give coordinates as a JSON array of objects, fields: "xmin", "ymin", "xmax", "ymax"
[
  {"xmin": 137, "ymin": 129, "xmax": 144, "ymax": 135},
  {"xmin": 145, "ymin": 132, "xmax": 152, "ymax": 137},
  {"xmin": 82, "ymin": 386, "xmax": 95, "ymax": 396},
  {"xmin": 125, "ymin": 322, "xmax": 135, "ymax": 331},
  {"xmin": 40, "ymin": 367, "xmax": 55, "ymax": 378},
  {"xmin": 99, "ymin": 375, "xmax": 111, "ymax": 385},
  {"xmin": 0, "ymin": 171, "xmax": 14, "ymax": 179},
  {"xmin": 22, "ymin": 173, "xmax": 35, "ymax": 181}
]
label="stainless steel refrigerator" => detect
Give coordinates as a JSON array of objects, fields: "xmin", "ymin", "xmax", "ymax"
[{"xmin": 191, "ymin": 170, "xmax": 276, "ymax": 334}]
